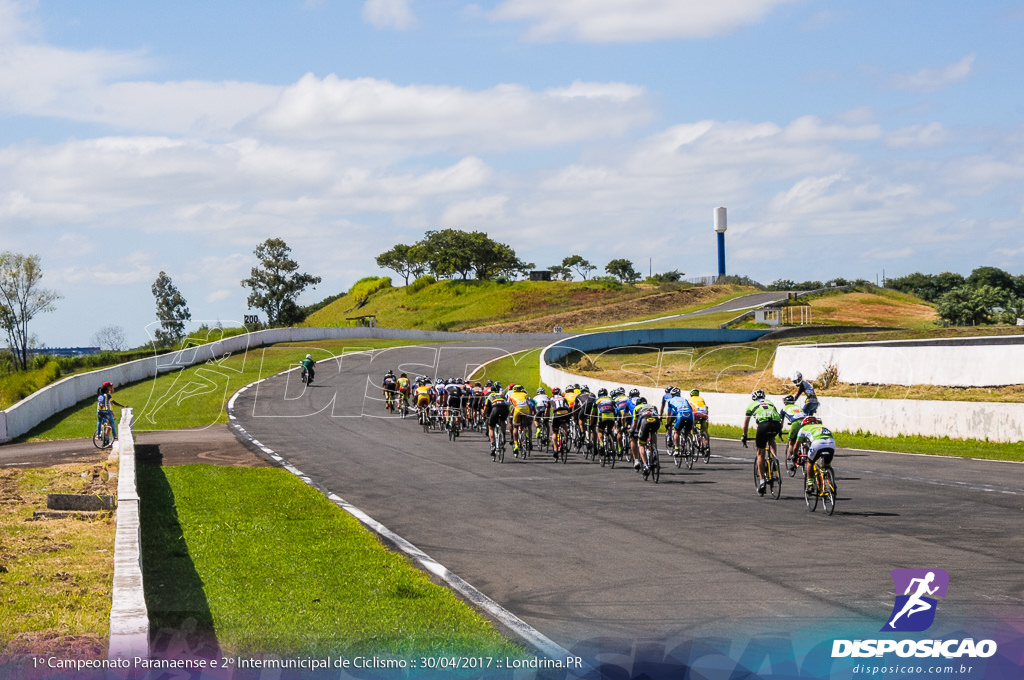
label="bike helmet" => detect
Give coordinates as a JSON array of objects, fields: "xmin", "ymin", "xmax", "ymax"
[
  {"xmin": 494, "ymin": 382, "xmax": 502, "ymax": 390},
  {"xmin": 102, "ymin": 381, "xmax": 113, "ymax": 388},
  {"xmin": 582, "ymin": 385, "xmax": 590, "ymax": 393},
  {"xmin": 751, "ymin": 389, "xmax": 766, "ymax": 401},
  {"xmin": 636, "ymin": 396, "xmax": 647, "ymax": 405},
  {"xmin": 435, "ymin": 378, "xmax": 443, "ymax": 385},
  {"xmin": 664, "ymin": 385, "xmax": 675, "ymax": 393},
  {"xmin": 386, "ymin": 369, "xmax": 394, "ymax": 376},
  {"xmin": 802, "ymin": 416, "xmax": 821, "ymax": 425},
  {"xmin": 611, "ymin": 387, "xmax": 624, "ymax": 397},
  {"xmin": 671, "ymin": 387, "xmax": 681, "ymax": 397},
  {"xmin": 791, "ymin": 371, "xmax": 803, "ymax": 384},
  {"xmin": 597, "ymin": 388, "xmax": 608, "ymax": 397},
  {"xmin": 551, "ymin": 387, "xmax": 561, "ymax": 395},
  {"xmin": 565, "ymin": 385, "xmax": 574, "ymax": 392},
  {"xmin": 572, "ymin": 383, "xmax": 580, "ymax": 391},
  {"xmin": 305, "ymin": 354, "xmax": 312, "ymax": 360},
  {"xmin": 485, "ymin": 379, "xmax": 493, "ymax": 387},
  {"xmin": 629, "ymin": 388, "xmax": 640, "ymax": 398},
  {"xmin": 536, "ymin": 387, "xmax": 546, "ymax": 395},
  {"xmin": 690, "ymin": 389, "xmax": 700, "ymax": 396},
  {"xmin": 782, "ymin": 395, "xmax": 796, "ymax": 405},
  {"xmin": 400, "ymin": 372, "xmax": 407, "ymax": 377}
]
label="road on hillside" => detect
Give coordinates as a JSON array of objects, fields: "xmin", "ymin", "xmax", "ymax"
[
  {"xmin": 594, "ymin": 291, "xmax": 792, "ymax": 329},
  {"xmin": 230, "ymin": 342, "xmax": 1024, "ymax": 662}
]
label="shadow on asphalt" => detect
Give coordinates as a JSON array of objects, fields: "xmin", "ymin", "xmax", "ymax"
[{"xmin": 136, "ymin": 444, "xmax": 221, "ymax": 660}]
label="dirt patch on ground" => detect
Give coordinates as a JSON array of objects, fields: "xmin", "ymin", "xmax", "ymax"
[{"xmin": 468, "ymin": 287, "xmax": 726, "ymax": 333}]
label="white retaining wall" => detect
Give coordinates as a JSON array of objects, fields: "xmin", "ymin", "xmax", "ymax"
[
  {"xmin": 774, "ymin": 335, "xmax": 1024, "ymax": 387},
  {"xmin": 0, "ymin": 327, "xmax": 567, "ymax": 443},
  {"xmin": 541, "ymin": 337, "xmax": 1024, "ymax": 443},
  {"xmin": 108, "ymin": 408, "xmax": 150, "ymax": 660}
]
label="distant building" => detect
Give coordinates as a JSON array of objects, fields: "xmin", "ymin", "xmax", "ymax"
[{"xmin": 529, "ymin": 270, "xmax": 553, "ymax": 282}]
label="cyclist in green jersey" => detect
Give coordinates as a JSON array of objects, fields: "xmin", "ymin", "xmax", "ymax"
[{"xmin": 741, "ymin": 389, "xmax": 782, "ymax": 496}]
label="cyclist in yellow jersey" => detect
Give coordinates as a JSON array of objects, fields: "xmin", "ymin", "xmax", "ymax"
[
  {"xmin": 688, "ymin": 389, "xmax": 709, "ymax": 435},
  {"xmin": 507, "ymin": 384, "xmax": 533, "ymax": 455}
]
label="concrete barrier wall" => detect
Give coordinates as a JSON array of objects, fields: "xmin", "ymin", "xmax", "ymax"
[
  {"xmin": 540, "ymin": 335, "xmax": 1024, "ymax": 443},
  {"xmin": 108, "ymin": 408, "xmax": 150, "ymax": 660},
  {"xmin": 0, "ymin": 327, "xmax": 569, "ymax": 443},
  {"xmin": 774, "ymin": 335, "xmax": 1024, "ymax": 387}
]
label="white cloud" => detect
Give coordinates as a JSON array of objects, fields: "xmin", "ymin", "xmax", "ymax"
[
  {"xmin": 886, "ymin": 122, "xmax": 949, "ymax": 149},
  {"xmin": 362, "ymin": 0, "xmax": 415, "ymax": 30},
  {"xmin": 251, "ymin": 74, "xmax": 650, "ymax": 152},
  {"xmin": 891, "ymin": 54, "xmax": 975, "ymax": 92},
  {"xmin": 490, "ymin": 0, "xmax": 799, "ymax": 42},
  {"xmin": 441, "ymin": 194, "xmax": 509, "ymax": 226}
]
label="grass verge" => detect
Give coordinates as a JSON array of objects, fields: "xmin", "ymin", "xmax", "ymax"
[
  {"xmin": 139, "ymin": 464, "xmax": 524, "ymax": 658},
  {"xmin": 0, "ymin": 463, "xmax": 116, "ymax": 662},
  {"xmin": 19, "ymin": 339, "xmax": 422, "ymax": 442}
]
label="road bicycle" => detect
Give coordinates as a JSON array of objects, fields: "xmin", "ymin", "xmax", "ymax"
[
  {"xmin": 805, "ymin": 456, "xmax": 837, "ymax": 515},
  {"xmin": 399, "ymin": 392, "xmax": 410, "ymax": 419},
  {"xmin": 92, "ymin": 420, "xmax": 114, "ymax": 449},
  {"xmin": 673, "ymin": 428, "xmax": 695, "ymax": 470},
  {"xmin": 513, "ymin": 422, "xmax": 532, "ymax": 458},
  {"xmin": 694, "ymin": 422, "xmax": 711, "ymax": 463},
  {"xmin": 643, "ymin": 433, "xmax": 661, "ymax": 483},
  {"xmin": 553, "ymin": 424, "xmax": 569, "ymax": 464},
  {"xmin": 300, "ymin": 366, "xmax": 313, "ymax": 386},
  {"xmin": 599, "ymin": 432, "xmax": 616, "ymax": 468},
  {"xmin": 446, "ymin": 408, "xmax": 461, "ymax": 441},
  {"xmin": 747, "ymin": 441, "xmax": 782, "ymax": 500}
]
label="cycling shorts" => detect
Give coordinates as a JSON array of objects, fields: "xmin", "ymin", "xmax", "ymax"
[
  {"xmin": 597, "ymin": 420, "xmax": 614, "ymax": 434},
  {"xmin": 511, "ymin": 409, "xmax": 531, "ymax": 426},
  {"xmin": 487, "ymin": 403, "xmax": 509, "ymax": 426},
  {"xmin": 807, "ymin": 438, "xmax": 835, "ymax": 463},
  {"xmin": 673, "ymin": 412, "xmax": 694, "ymax": 432},
  {"xmin": 637, "ymin": 419, "xmax": 660, "ymax": 441},
  {"xmin": 416, "ymin": 393, "xmax": 431, "ymax": 407},
  {"xmin": 755, "ymin": 420, "xmax": 782, "ymax": 449}
]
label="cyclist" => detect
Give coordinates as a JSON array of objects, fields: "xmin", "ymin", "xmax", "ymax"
[
  {"xmin": 741, "ymin": 389, "xmax": 783, "ymax": 496},
  {"xmin": 300, "ymin": 353, "xmax": 316, "ymax": 384},
  {"xmin": 688, "ymin": 389, "xmax": 709, "ymax": 438},
  {"xmin": 779, "ymin": 394, "xmax": 806, "ymax": 472},
  {"xmin": 507, "ymin": 384, "xmax": 533, "ymax": 456},
  {"xmin": 548, "ymin": 387, "xmax": 573, "ymax": 457},
  {"xmin": 791, "ymin": 371, "xmax": 820, "ymax": 416},
  {"xmin": 96, "ymin": 381, "xmax": 127, "ymax": 442},
  {"xmin": 659, "ymin": 385, "xmax": 675, "ymax": 418},
  {"xmin": 594, "ymin": 388, "xmax": 617, "ymax": 454},
  {"xmin": 414, "ymin": 378, "xmax": 433, "ymax": 424},
  {"xmin": 630, "ymin": 397, "xmax": 660, "ymax": 475},
  {"xmin": 624, "ymin": 388, "xmax": 643, "ymax": 466},
  {"xmin": 483, "ymin": 388, "xmax": 510, "ymax": 458},
  {"xmin": 533, "ymin": 387, "xmax": 551, "ymax": 446},
  {"xmin": 665, "ymin": 387, "xmax": 695, "ymax": 459},
  {"xmin": 397, "ymin": 372, "xmax": 411, "ymax": 410},
  {"xmin": 382, "ymin": 370, "xmax": 398, "ymax": 410},
  {"xmin": 444, "ymin": 379, "xmax": 463, "ymax": 436},
  {"xmin": 574, "ymin": 386, "xmax": 596, "ymax": 452},
  {"xmin": 794, "ymin": 416, "xmax": 836, "ymax": 492}
]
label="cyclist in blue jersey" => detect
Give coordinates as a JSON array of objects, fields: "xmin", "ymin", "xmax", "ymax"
[
  {"xmin": 665, "ymin": 387, "xmax": 695, "ymax": 459},
  {"xmin": 96, "ymin": 381, "xmax": 127, "ymax": 441}
]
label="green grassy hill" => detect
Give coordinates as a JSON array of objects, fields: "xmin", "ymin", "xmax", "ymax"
[{"xmin": 302, "ymin": 277, "xmax": 756, "ymax": 332}]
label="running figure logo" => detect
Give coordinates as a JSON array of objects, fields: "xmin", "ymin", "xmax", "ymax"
[{"xmin": 881, "ymin": 568, "xmax": 949, "ymax": 632}]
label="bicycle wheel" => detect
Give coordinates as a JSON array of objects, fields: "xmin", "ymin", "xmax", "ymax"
[
  {"xmin": 822, "ymin": 468, "xmax": 836, "ymax": 515},
  {"xmin": 685, "ymin": 435, "xmax": 696, "ymax": 470},
  {"xmin": 673, "ymin": 433, "xmax": 684, "ymax": 468},
  {"xmin": 92, "ymin": 428, "xmax": 110, "ymax": 449},
  {"xmin": 805, "ymin": 467, "xmax": 819, "ymax": 512},
  {"xmin": 649, "ymin": 445, "xmax": 660, "ymax": 483},
  {"xmin": 768, "ymin": 454, "xmax": 782, "ymax": 500},
  {"xmin": 702, "ymin": 431, "xmax": 711, "ymax": 463}
]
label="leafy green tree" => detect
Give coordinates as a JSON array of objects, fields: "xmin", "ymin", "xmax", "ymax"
[
  {"xmin": 241, "ymin": 238, "xmax": 322, "ymax": 326},
  {"xmin": 647, "ymin": 269, "xmax": 684, "ymax": 284},
  {"xmin": 375, "ymin": 244, "xmax": 425, "ymax": 286},
  {"xmin": 548, "ymin": 264, "xmax": 573, "ymax": 281},
  {"xmin": 605, "ymin": 258, "xmax": 641, "ymax": 284},
  {"xmin": 0, "ymin": 252, "xmax": 61, "ymax": 370},
  {"xmin": 936, "ymin": 284, "xmax": 1005, "ymax": 326},
  {"xmin": 151, "ymin": 271, "xmax": 191, "ymax": 347},
  {"xmin": 966, "ymin": 266, "xmax": 1016, "ymax": 294},
  {"xmin": 562, "ymin": 255, "xmax": 595, "ymax": 281}
]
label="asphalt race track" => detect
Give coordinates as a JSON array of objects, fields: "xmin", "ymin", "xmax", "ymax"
[{"xmin": 231, "ymin": 341, "xmax": 1024, "ymax": 663}]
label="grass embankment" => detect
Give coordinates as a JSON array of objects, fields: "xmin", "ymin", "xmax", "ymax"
[
  {"xmin": 303, "ymin": 277, "xmax": 756, "ymax": 332},
  {"xmin": 141, "ymin": 465, "xmax": 522, "ymax": 657},
  {"xmin": 500, "ymin": 348, "xmax": 1024, "ymax": 462},
  {"xmin": 0, "ymin": 463, "xmax": 116, "ymax": 661},
  {"xmin": 20, "ymin": 339, "xmax": 419, "ymax": 442}
]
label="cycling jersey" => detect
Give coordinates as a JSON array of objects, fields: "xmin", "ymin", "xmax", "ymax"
[
  {"xmin": 549, "ymin": 395, "xmax": 571, "ymax": 417},
  {"xmin": 780, "ymin": 403, "xmax": 805, "ymax": 432},
  {"xmin": 595, "ymin": 396, "xmax": 616, "ymax": 421},
  {"xmin": 745, "ymin": 399, "xmax": 781, "ymax": 423},
  {"xmin": 688, "ymin": 395, "xmax": 708, "ymax": 418},
  {"xmin": 533, "ymin": 394, "xmax": 550, "ymax": 417},
  {"xmin": 797, "ymin": 422, "xmax": 836, "ymax": 462},
  {"xmin": 97, "ymin": 393, "xmax": 115, "ymax": 412}
]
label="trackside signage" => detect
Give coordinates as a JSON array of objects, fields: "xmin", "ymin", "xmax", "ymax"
[{"xmin": 832, "ymin": 569, "xmax": 997, "ymax": 660}]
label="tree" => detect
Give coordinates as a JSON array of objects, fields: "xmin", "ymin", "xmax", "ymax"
[
  {"xmin": 649, "ymin": 269, "xmax": 684, "ymax": 283},
  {"xmin": 605, "ymin": 258, "xmax": 641, "ymax": 284},
  {"xmin": 241, "ymin": 238, "xmax": 322, "ymax": 327},
  {"xmin": 936, "ymin": 284, "xmax": 1005, "ymax": 326},
  {"xmin": 151, "ymin": 272, "xmax": 191, "ymax": 347},
  {"xmin": 562, "ymin": 255, "xmax": 595, "ymax": 281},
  {"xmin": 548, "ymin": 264, "xmax": 573, "ymax": 281},
  {"xmin": 966, "ymin": 266, "xmax": 1016, "ymax": 294},
  {"xmin": 0, "ymin": 252, "xmax": 61, "ymax": 370},
  {"xmin": 375, "ymin": 244, "xmax": 425, "ymax": 286},
  {"xmin": 92, "ymin": 325, "xmax": 127, "ymax": 352}
]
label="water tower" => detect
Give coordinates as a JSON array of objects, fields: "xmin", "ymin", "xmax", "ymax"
[{"xmin": 714, "ymin": 207, "xmax": 727, "ymax": 278}]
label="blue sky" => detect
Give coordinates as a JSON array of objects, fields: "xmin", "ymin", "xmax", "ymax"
[{"xmin": 2, "ymin": 0, "xmax": 1023, "ymax": 348}]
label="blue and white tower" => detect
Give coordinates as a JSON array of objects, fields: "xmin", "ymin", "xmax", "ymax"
[{"xmin": 714, "ymin": 207, "xmax": 727, "ymax": 278}]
